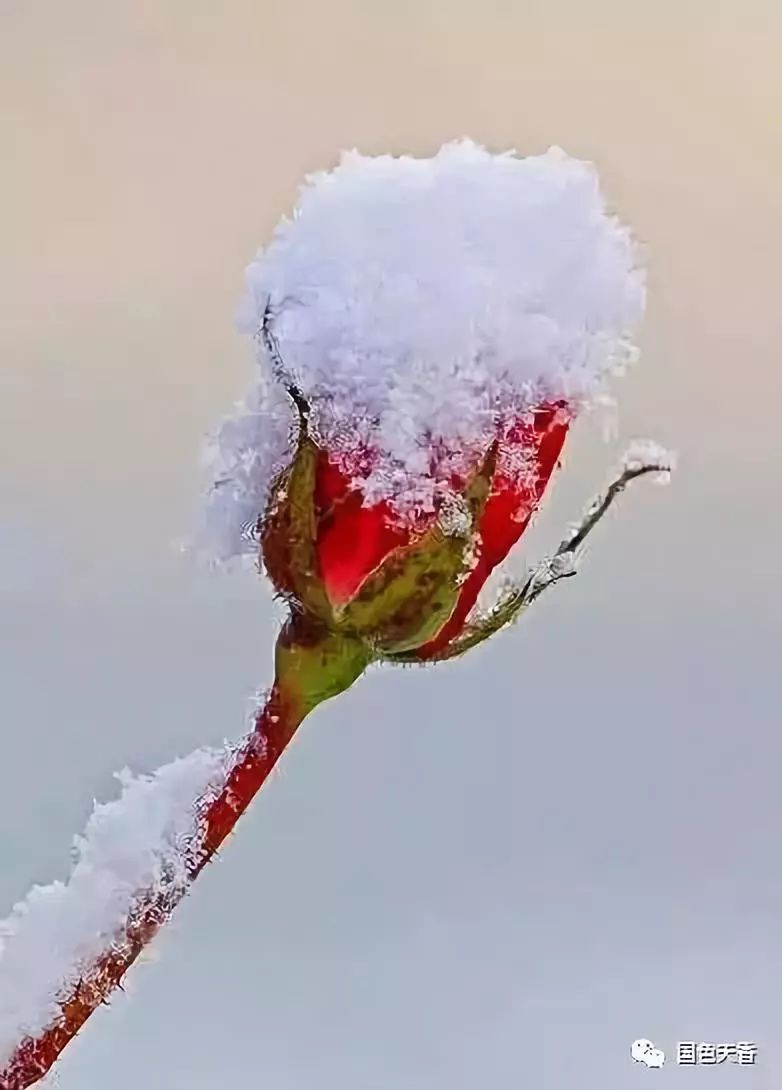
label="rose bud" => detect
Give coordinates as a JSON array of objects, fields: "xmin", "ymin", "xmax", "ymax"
[
  {"xmin": 200, "ymin": 139, "xmax": 644, "ymax": 692},
  {"xmin": 259, "ymin": 389, "xmax": 571, "ymax": 661}
]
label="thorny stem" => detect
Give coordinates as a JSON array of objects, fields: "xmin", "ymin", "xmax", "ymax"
[
  {"xmin": 0, "ymin": 617, "xmax": 369, "ymax": 1090},
  {"xmin": 0, "ymin": 694, "xmax": 301, "ymax": 1090}
]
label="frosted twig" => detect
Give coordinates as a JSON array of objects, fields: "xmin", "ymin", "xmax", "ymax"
[
  {"xmin": 518, "ymin": 444, "xmax": 674, "ymax": 608},
  {"xmin": 405, "ymin": 442, "xmax": 674, "ymax": 662}
]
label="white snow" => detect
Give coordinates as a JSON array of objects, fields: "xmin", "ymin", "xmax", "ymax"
[
  {"xmin": 0, "ymin": 746, "xmax": 229, "ymax": 1068},
  {"xmin": 622, "ymin": 439, "xmax": 676, "ymax": 483},
  {"xmin": 198, "ymin": 139, "xmax": 645, "ymax": 563}
]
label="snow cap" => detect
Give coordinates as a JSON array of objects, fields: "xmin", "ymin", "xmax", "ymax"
[{"xmin": 201, "ymin": 139, "xmax": 645, "ymax": 563}]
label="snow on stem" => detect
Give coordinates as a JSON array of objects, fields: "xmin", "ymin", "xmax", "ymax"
[
  {"xmin": 0, "ymin": 611, "xmax": 370, "ymax": 1089},
  {"xmin": 0, "ymin": 677, "xmax": 307, "ymax": 1089}
]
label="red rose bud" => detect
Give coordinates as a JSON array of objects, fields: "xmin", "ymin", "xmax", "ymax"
[
  {"xmin": 199, "ymin": 141, "xmax": 645, "ymax": 674},
  {"xmin": 260, "ymin": 392, "xmax": 569, "ymax": 662}
]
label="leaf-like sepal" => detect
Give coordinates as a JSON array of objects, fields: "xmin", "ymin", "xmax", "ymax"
[
  {"xmin": 336, "ymin": 440, "xmax": 499, "ymax": 654},
  {"xmin": 260, "ymin": 397, "xmax": 334, "ymax": 624},
  {"xmin": 337, "ymin": 525, "xmax": 468, "ymax": 653}
]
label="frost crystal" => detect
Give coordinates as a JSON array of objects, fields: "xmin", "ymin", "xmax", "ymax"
[
  {"xmin": 0, "ymin": 747, "xmax": 229, "ymax": 1066},
  {"xmin": 199, "ymin": 139, "xmax": 645, "ymax": 562},
  {"xmin": 621, "ymin": 439, "xmax": 676, "ymax": 483},
  {"xmin": 438, "ymin": 494, "xmax": 472, "ymax": 537}
]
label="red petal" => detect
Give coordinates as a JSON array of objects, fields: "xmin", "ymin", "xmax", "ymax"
[
  {"xmin": 315, "ymin": 453, "xmax": 412, "ymax": 605},
  {"xmin": 314, "ymin": 450, "xmax": 351, "ymax": 510}
]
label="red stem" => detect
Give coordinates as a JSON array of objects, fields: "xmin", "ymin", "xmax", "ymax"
[{"xmin": 0, "ymin": 683, "xmax": 304, "ymax": 1090}]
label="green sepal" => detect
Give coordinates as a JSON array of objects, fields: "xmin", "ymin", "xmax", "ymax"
[
  {"xmin": 382, "ymin": 584, "xmax": 528, "ymax": 664},
  {"xmin": 338, "ymin": 525, "xmax": 469, "ymax": 653},
  {"xmin": 260, "ymin": 402, "xmax": 334, "ymax": 625},
  {"xmin": 336, "ymin": 440, "xmax": 499, "ymax": 655},
  {"xmin": 461, "ymin": 438, "xmax": 499, "ymax": 519}
]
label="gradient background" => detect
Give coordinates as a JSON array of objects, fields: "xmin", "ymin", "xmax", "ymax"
[{"xmin": 2, "ymin": 2, "xmax": 781, "ymax": 1087}]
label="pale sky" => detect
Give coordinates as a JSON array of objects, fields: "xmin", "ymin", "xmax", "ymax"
[{"xmin": 2, "ymin": 2, "xmax": 781, "ymax": 1087}]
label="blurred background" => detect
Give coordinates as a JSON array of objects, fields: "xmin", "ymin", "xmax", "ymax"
[{"xmin": 2, "ymin": 1, "xmax": 781, "ymax": 1086}]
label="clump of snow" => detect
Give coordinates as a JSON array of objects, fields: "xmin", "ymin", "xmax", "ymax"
[
  {"xmin": 200, "ymin": 138, "xmax": 645, "ymax": 563},
  {"xmin": 622, "ymin": 439, "xmax": 676, "ymax": 483},
  {"xmin": 197, "ymin": 371, "xmax": 295, "ymax": 567},
  {"xmin": 0, "ymin": 747, "xmax": 229, "ymax": 1066}
]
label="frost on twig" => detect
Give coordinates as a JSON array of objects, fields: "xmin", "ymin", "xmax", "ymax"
[
  {"xmin": 522, "ymin": 440, "xmax": 675, "ymax": 605},
  {"xmin": 421, "ymin": 441, "xmax": 675, "ymax": 661}
]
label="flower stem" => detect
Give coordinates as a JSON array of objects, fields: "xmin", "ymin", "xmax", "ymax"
[{"xmin": 0, "ymin": 618, "xmax": 369, "ymax": 1090}]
